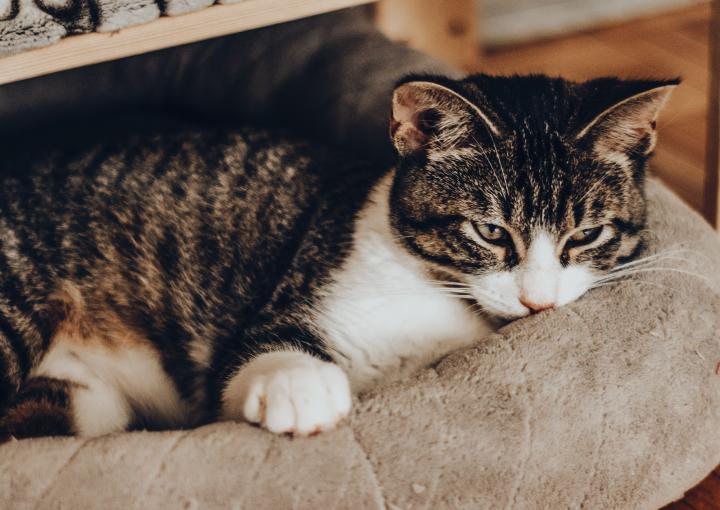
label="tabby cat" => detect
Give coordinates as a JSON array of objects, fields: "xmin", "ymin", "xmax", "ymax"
[{"xmin": 0, "ymin": 74, "xmax": 676, "ymax": 439}]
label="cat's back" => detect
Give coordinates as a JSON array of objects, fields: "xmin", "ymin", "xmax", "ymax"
[
  {"xmin": 0, "ymin": 127, "xmax": 369, "ymax": 262},
  {"xmin": 1, "ymin": 128, "xmax": 330, "ymax": 228},
  {"xmin": 0, "ymin": 126, "xmax": 381, "ymax": 315}
]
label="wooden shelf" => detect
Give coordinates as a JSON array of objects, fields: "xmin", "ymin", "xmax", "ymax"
[
  {"xmin": 704, "ymin": 0, "xmax": 720, "ymax": 227},
  {"xmin": 0, "ymin": 0, "xmax": 374, "ymax": 85}
]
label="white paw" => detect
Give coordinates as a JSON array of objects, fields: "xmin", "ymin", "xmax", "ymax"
[{"xmin": 222, "ymin": 351, "xmax": 352, "ymax": 436}]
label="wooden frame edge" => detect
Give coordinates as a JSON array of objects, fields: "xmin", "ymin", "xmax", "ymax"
[{"xmin": 0, "ymin": 0, "xmax": 374, "ymax": 85}]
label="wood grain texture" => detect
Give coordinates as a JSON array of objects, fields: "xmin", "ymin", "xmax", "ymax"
[{"xmin": 0, "ymin": 0, "xmax": 374, "ymax": 86}]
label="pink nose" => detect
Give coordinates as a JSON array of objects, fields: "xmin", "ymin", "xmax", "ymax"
[{"xmin": 520, "ymin": 297, "xmax": 555, "ymax": 314}]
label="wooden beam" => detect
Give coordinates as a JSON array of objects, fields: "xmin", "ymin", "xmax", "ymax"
[
  {"xmin": 0, "ymin": 0, "xmax": 374, "ymax": 86},
  {"xmin": 374, "ymin": 0, "xmax": 480, "ymax": 71},
  {"xmin": 704, "ymin": 0, "xmax": 720, "ymax": 226}
]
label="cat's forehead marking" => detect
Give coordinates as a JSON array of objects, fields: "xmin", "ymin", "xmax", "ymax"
[
  {"xmin": 525, "ymin": 230, "xmax": 558, "ymax": 267},
  {"xmin": 495, "ymin": 132, "xmax": 621, "ymax": 235},
  {"xmin": 495, "ymin": 162, "xmax": 572, "ymax": 235}
]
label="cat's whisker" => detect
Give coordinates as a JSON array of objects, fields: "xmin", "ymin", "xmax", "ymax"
[
  {"xmin": 577, "ymin": 174, "xmax": 608, "ymax": 206},
  {"xmin": 607, "ymin": 253, "xmax": 698, "ymax": 273},
  {"xmin": 600, "ymin": 247, "xmax": 712, "ymax": 279},
  {"xmin": 634, "ymin": 237, "xmax": 712, "ymax": 261},
  {"xmin": 622, "ymin": 246, "xmax": 706, "ymax": 259},
  {"xmin": 324, "ymin": 283, "xmax": 476, "ymax": 300},
  {"xmin": 599, "ymin": 261, "xmax": 706, "ymax": 279},
  {"xmin": 465, "ymin": 302, "xmax": 492, "ymax": 318},
  {"xmin": 590, "ymin": 279, "xmax": 672, "ymax": 292},
  {"xmin": 470, "ymin": 132, "xmax": 510, "ymax": 199},
  {"xmin": 594, "ymin": 266, "xmax": 714, "ymax": 288},
  {"xmin": 330, "ymin": 277, "xmax": 471, "ymax": 292},
  {"xmin": 483, "ymin": 130, "xmax": 511, "ymax": 200}
]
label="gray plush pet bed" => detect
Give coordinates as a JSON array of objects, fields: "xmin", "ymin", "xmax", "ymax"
[{"xmin": 1, "ymin": 8, "xmax": 720, "ymax": 510}]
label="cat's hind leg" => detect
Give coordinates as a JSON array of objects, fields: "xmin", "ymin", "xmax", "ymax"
[
  {"xmin": 0, "ymin": 377, "xmax": 75, "ymax": 440},
  {"xmin": 221, "ymin": 350, "xmax": 352, "ymax": 436},
  {"xmin": 1, "ymin": 341, "xmax": 134, "ymax": 440},
  {"xmin": 34, "ymin": 341, "xmax": 135, "ymax": 437},
  {"xmin": 1, "ymin": 329, "xmax": 190, "ymax": 441}
]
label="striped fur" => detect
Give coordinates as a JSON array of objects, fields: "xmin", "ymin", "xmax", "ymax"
[{"xmin": 0, "ymin": 74, "xmax": 676, "ymax": 439}]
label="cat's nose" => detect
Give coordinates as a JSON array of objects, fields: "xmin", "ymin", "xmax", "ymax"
[{"xmin": 519, "ymin": 297, "xmax": 555, "ymax": 314}]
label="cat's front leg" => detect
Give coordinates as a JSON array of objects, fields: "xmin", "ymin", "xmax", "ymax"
[{"xmin": 221, "ymin": 350, "xmax": 352, "ymax": 436}]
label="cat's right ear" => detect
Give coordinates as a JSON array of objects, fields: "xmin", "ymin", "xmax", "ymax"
[{"xmin": 390, "ymin": 81, "xmax": 500, "ymax": 157}]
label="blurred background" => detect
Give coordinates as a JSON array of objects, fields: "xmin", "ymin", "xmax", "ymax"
[{"xmin": 377, "ymin": 0, "xmax": 715, "ymax": 219}]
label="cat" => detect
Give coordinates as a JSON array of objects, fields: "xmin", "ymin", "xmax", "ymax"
[{"xmin": 0, "ymin": 73, "xmax": 676, "ymax": 440}]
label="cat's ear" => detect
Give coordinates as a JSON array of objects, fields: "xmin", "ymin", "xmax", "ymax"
[
  {"xmin": 390, "ymin": 81, "xmax": 500, "ymax": 156},
  {"xmin": 575, "ymin": 82, "xmax": 678, "ymax": 159}
]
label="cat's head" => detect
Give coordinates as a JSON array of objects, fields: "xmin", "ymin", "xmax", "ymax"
[{"xmin": 388, "ymin": 74, "xmax": 677, "ymax": 319}]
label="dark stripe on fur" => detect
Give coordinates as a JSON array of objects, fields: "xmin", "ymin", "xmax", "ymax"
[{"xmin": 0, "ymin": 377, "xmax": 73, "ymax": 441}]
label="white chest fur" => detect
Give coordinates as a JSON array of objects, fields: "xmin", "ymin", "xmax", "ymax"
[{"xmin": 313, "ymin": 174, "xmax": 493, "ymax": 392}]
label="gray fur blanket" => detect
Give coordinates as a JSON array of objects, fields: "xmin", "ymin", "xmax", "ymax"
[{"xmin": 0, "ymin": 0, "xmax": 248, "ymax": 57}]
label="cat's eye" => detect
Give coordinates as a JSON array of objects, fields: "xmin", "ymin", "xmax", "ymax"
[
  {"xmin": 567, "ymin": 226, "xmax": 604, "ymax": 248},
  {"xmin": 474, "ymin": 223, "xmax": 510, "ymax": 245}
]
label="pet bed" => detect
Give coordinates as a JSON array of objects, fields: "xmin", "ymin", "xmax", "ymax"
[{"xmin": 1, "ymin": 8, "xmax": 719, "ymax": 510}]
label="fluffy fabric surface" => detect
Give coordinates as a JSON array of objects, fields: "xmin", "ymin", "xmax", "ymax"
[
  {"xmin": 0, "ymin": 0, "xmax": 248, "ymax": 57},
  {"xmin": 1, "ymin": 179, "xmax": 719, "ymax": 509}
]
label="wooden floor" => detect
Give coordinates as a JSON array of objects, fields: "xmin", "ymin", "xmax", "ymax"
[
  {"xmin": 480, "ymin": 5, "xmax": 717, "ymax": 509},
  {"xmin": 480, "ymin": 3, "xmax": 711, "ymax": 215}
]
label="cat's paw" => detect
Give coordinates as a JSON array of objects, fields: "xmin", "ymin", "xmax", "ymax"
[{"xmin": 222, "ymin": 351, "xmax": 352, "ymax": 436}]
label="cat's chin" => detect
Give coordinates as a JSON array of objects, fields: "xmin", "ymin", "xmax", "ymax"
[
  {"xmin": 505, "ymin": 310, "xmax": 532, "ymax": 320},
  {"xmin": 473, "ymin": 302, "xmax": 531, "ymax": 322}
]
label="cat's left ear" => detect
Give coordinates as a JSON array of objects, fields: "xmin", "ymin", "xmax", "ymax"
[
  {"xmin": 390, "ymin": 80, "xmax": 500, "ymax": 157},
  {"xmin": 576, "ymin": 81, "xmax": 678, "ymax": 158}
]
